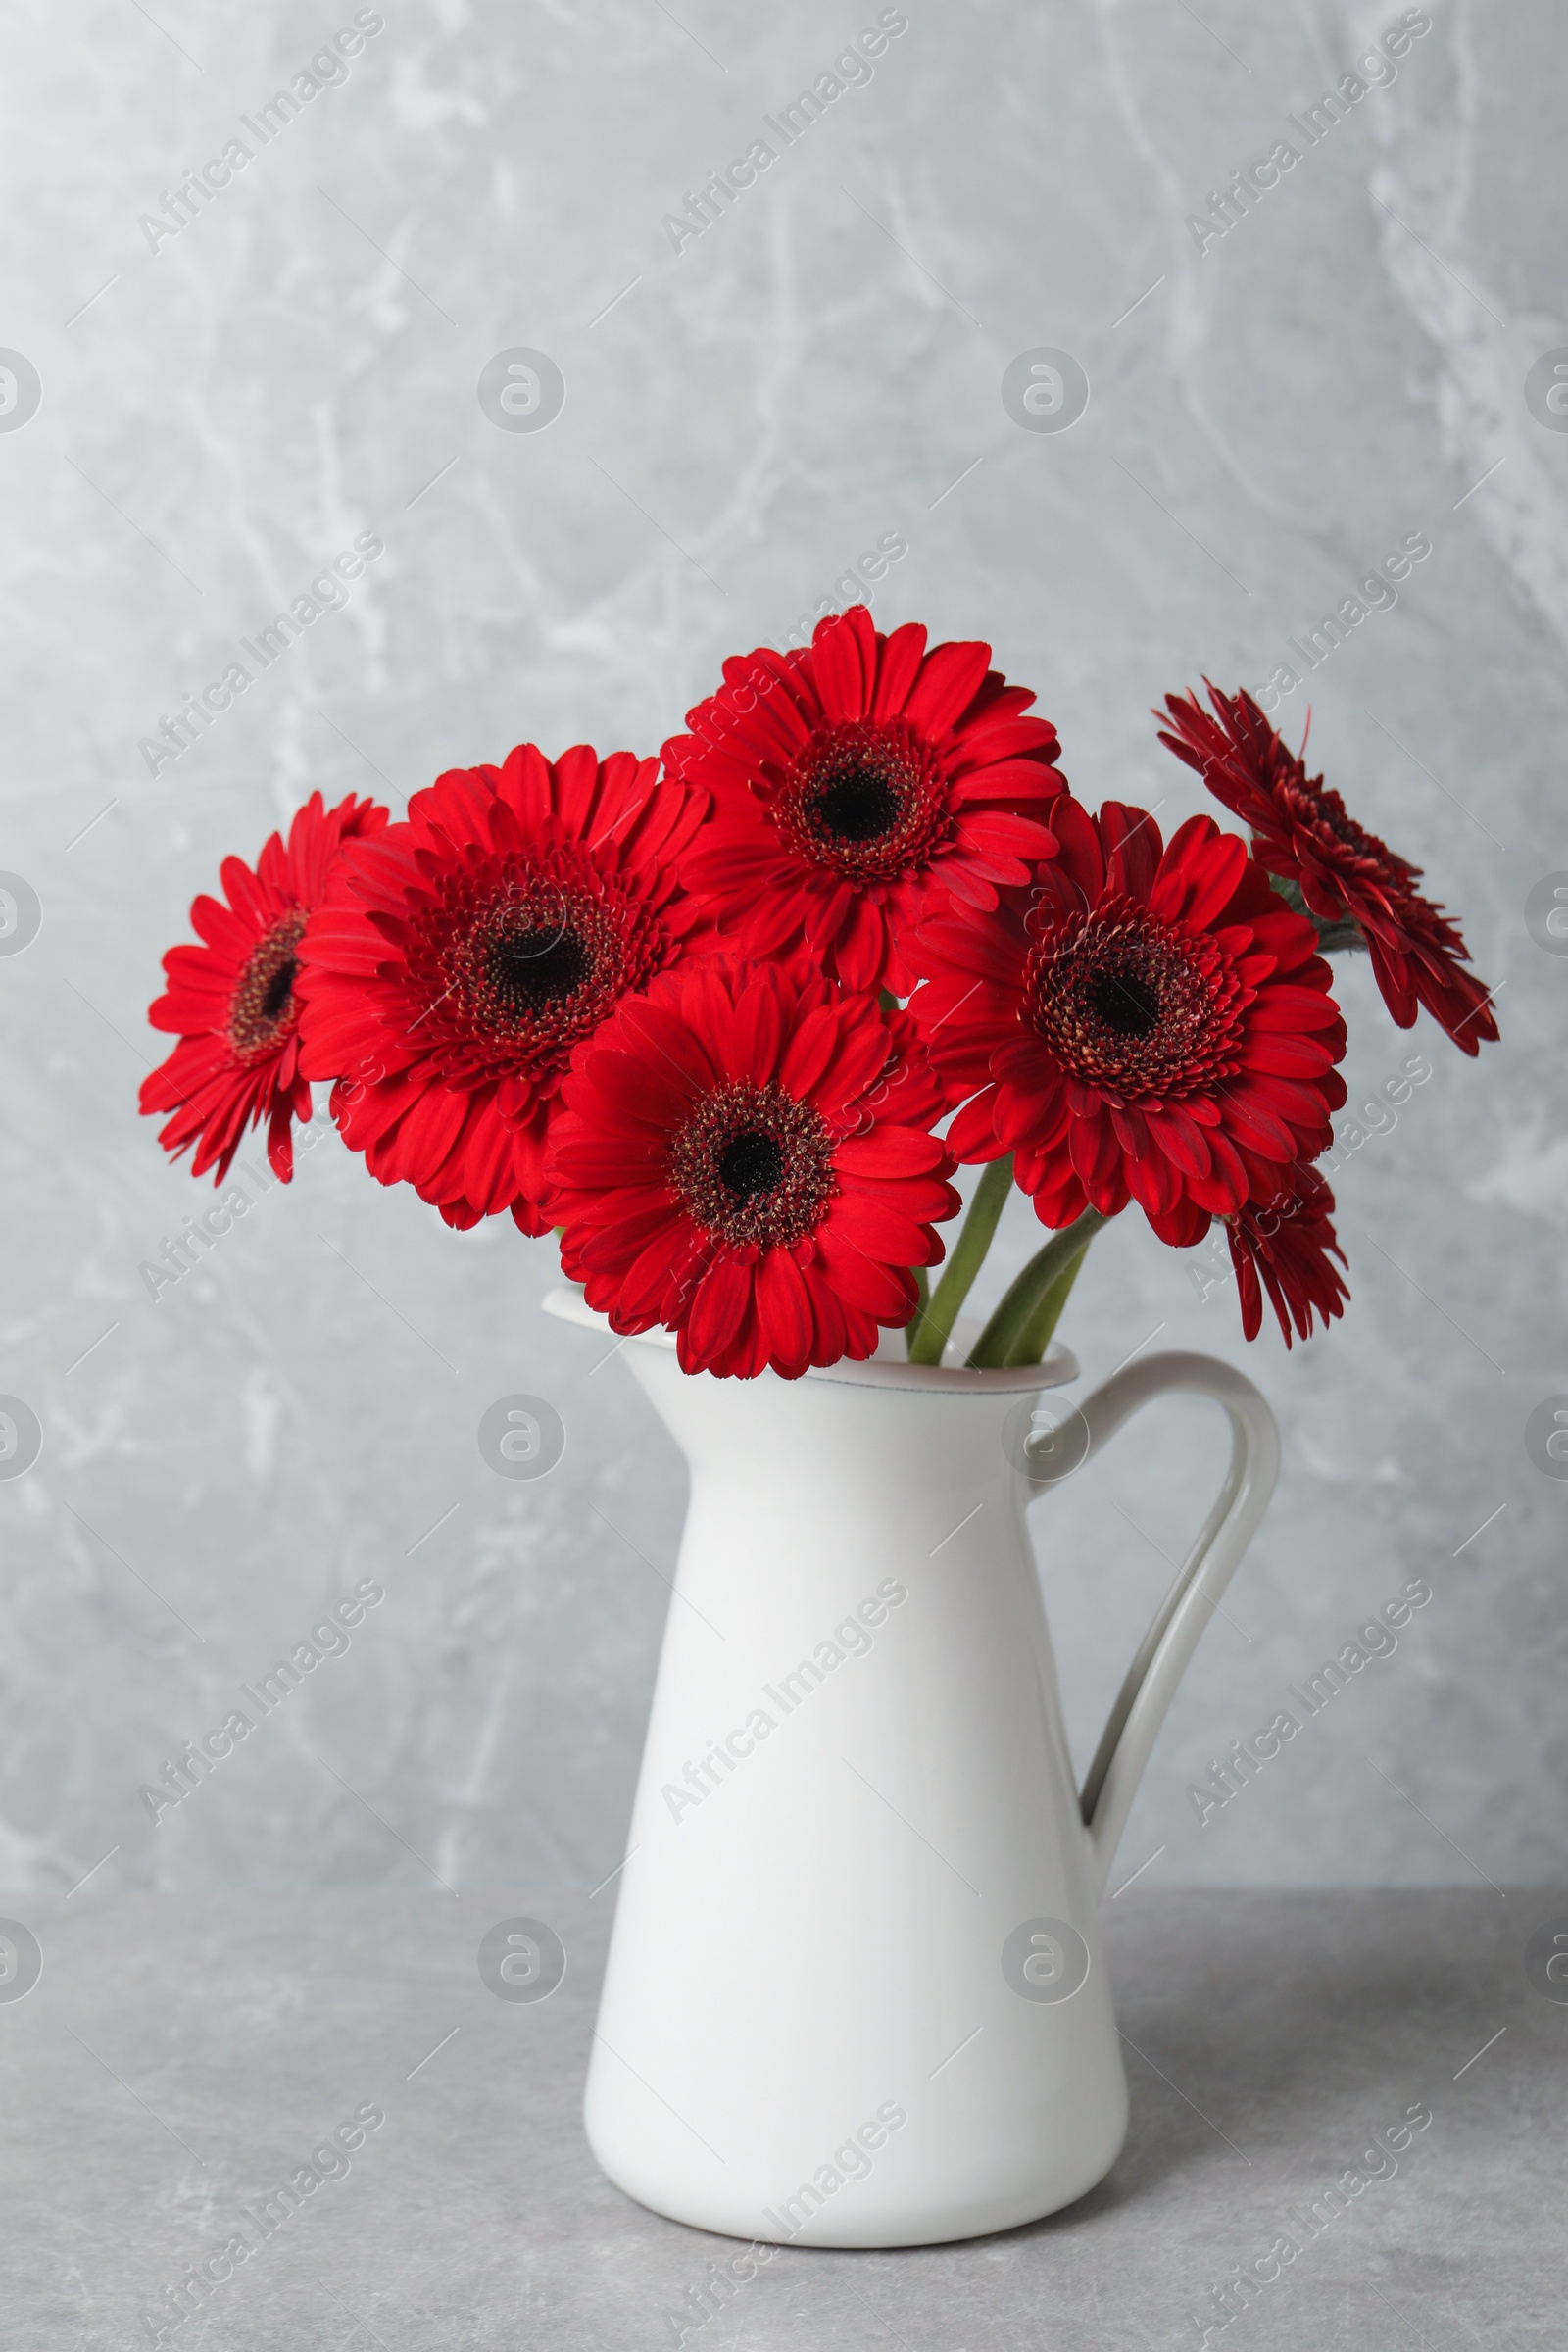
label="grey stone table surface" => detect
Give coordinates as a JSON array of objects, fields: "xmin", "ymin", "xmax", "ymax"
[{"xmin": 2, "ymin": 1887, "xmax": 1564, "ymax": 2351}]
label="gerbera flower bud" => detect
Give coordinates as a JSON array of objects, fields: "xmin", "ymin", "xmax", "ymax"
[
  {"xmin": 139, "ymin": 791, "xmax": 387, "ymax": 1185},
  {"xmin": 1157, "ymin": 682, "xmax": 1498, "ymax": 1055},
  {"xmin": 547, "ymin": 955, "xmax": 960, "ymax": 1378},
  {"xmin": 911, "ymin": 795, "xmax": 1348, "ymax": 1243},
  {"xmin": 666, "ymin": 606, "xmax": 1067, "ymax": 995},
  {"xmin": 295, "ymin": 744, "xmax": 708, "ymax": 1232}
]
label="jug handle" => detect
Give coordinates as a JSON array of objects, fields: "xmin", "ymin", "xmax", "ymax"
[{"xmin": 1062, "ymin": 1351, "xmax": 1280, "ymax": 1899}]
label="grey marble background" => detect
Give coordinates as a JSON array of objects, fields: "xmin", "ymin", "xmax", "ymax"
[{"xmin": 0, "ymin": 0, "xmax": 1563, "ymax": 1897}]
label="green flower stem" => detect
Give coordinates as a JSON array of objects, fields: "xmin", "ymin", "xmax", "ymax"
[
  {"xmin": 904, "ymin": 1261, "xmax": 929, "ymax": 1348},
  {"xmin": 966, "ymin": 1207, "xmax": 1108, "ymax": 1369},
  {"xmin": 1003, "ymin": 1239, "xmax": 1092, "ymax": 1366},
  {"xmin": 906, "ymin": 1155, "xmax": 1014, "ymax": 1366}
]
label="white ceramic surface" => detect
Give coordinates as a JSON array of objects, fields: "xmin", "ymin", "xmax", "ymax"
[{"xmin": 544, "ymin": 1288, "xmax": 1279, "ymax": 2246}]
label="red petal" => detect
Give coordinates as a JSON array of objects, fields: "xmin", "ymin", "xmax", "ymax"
[
  {"xmin": 757, "ymin": 1250, "xmax": 814, "ymax": 1374},
  {"xmin": 906, "ymin": 639, "xmax": 991, "ymax": 738},
  {"xmin": 682, "ymin": 1259, "xmax": 753, "ymax": 1367},
  {"xmin": 870, "ymin": 622, "xmax": 928, "ymax": 719}
]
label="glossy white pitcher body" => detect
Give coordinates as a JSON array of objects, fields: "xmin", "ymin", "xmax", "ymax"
[{"xmin": 545, "ymin": 1290, "xmax": 1279, "ymax": 2248}]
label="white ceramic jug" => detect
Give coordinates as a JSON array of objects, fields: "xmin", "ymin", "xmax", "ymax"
[{"xmin": 545, "ymin": 1288, "xmax": 1279, "ymax": 2248}]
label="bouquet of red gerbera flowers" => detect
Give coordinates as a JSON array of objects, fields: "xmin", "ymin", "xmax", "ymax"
[{"xmin": 140, "ymin": 611, "xmax": 1495, "ymax": 1377}]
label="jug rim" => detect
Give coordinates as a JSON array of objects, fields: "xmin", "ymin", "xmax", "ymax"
[{"xmin": 541, "ymin": 1286, "xmax": 1079, "ymax": 1394}]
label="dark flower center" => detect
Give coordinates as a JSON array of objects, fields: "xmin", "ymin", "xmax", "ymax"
[
  {"xmin": 487, "ymin": 925, "xmax": 593, "ymax": 1011},
  {"xmin": 717, "ymin": 1129, "xmax": 785, "ymax": 1200},
  {"xmin": 260, "ymin": 956, "xmax": 299, "ymax": 1023},
  {"xmin": 1088, "ymin": 967, "xmax": 1159, "ymax": 1038},
  {"xmin": 1023, "ymin": 900, "xmax": 1244, "ymax": 1102},
  {"xmin": 416, "ymin": 855, "xmax": 673, "ymax": 1087},
  {"xmin": 670, "ymin": 1082, "xmax": 835, "ymax": 1250},
  {"xmin": 227, "ymin": 909, "xmax": 309, "ymax": 1063},
  {"xmin": 776, "ymin": 719, "xmax": 951, "ymax": 883},
  {"xmin": 815, "ymin": 766, "xmax": 902, "ymax": 844}
]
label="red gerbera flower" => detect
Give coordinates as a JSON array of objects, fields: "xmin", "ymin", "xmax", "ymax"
[
  {"xmin": 547, "ymin": 956, "xmax": 960, "ymax": 1378},
  {"xmin": 1223, "ymin": 1160, "xmax": 1349, "ymax": 1347},
  {"xmin": 911, "ymin": 796, "xmax": 1348, "ymax": 1243},
  {"xmin": 140, "ymin": 790, "xmax": 387, "ymax": 1184},
  {"xmin": 874, "ymin": 1003, "xmax": 956, "ymax": 1129},
  {"xmin": 296, "ymin": 744, "xmax": 706, "ymax": 1234},
  {"xmin": 664, "ymin": 605, "xmax": 1066, "ymax": 995},
  {"xmin": 1157, "ymin": 683, "xmax": 1498, "ymax": 1055}
]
